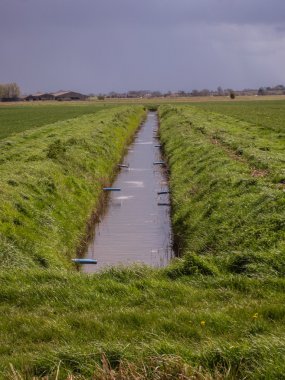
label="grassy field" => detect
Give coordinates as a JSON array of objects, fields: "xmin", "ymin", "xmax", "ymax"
[
  {"xmin": 1, "ymin": 269, "xmax": 284, "ymax": 379},
  {"xmin": 194, "ymin": 99, "xmax": 285, "ymax": 134},
  {"xmin": 0, "ymin": 102, "xmax": 115, "ymax": 140},
  {"xmin": 90, "ymin": 94, "xmax": 285, "ymax": 105},
  {"xmin": 0, "ymin": 100, "xmax": 285, "ymax": 379}
]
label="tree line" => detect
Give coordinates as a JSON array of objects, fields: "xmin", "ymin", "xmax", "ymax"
[{"xmin": 0, "ymin": 83, "xmax": 20, "ymax": 100}]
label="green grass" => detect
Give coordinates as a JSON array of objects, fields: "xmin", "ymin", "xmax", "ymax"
[
  {"xmin": 1, "ymin": 268, "xmax": 285, "ymax": 379},
  {"xmin": 1, "ymin": 101, "xmax": 285, "ymax": 379},
  {"xmin": 186, "ymin": 100, "xmax": 285, "ymax": 179},
  {"xmin": 0, "ymin": 102, "xmax": 115, "ymax": 140},
  {"xmin": 159, "ymin": 105, "xmax": 285, "ymax": 277},
  {"xmin": 0, "ymin": 106, "xmax": 145, "ymax": 269},
  {"xmin": 194, "ymin": 99, "xmax": 285, "ymax": 134},
  {"xmin": 192, "ymin": 100, "xmax": 285, "ymax": 178}
]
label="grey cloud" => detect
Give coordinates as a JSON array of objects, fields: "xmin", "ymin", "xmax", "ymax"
[
  {"xmin": 1, "ymin": 0, "xmax": 285, "ymax": 30},
  {"xmin": 0, "ymin": 0, "xmax": 284, "ymax": 93}
]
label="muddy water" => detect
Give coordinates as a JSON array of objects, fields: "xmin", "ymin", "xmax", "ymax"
[{"xmin": 83, "ymin": 112, "xmax": 173, "ymax": 273}]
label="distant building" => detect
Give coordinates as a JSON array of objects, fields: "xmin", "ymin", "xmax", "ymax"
[
  {"xmin": 25, "ymin": 92, "xmax": 55, "ymax": 101},
  {"xmin": 52, "ymin": 91, "xmax": 88, "ymax": 101},
  {"xmin": 24, "ymin": 91, "xmax": 88, "ymax": 101},
  {"xmin": 0, "ymin": 97, "xmax": 20, "ymax": 102}
]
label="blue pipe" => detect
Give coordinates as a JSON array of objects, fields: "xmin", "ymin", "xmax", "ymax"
[
  {"xmin": 157, "ymin": 191, "xmax": 170, "ymax": 195},
  {"xmin": 153, "ymin": 161, "xmax": 165, "ymax": 165},
  {"xmin": 103, "ymin": 187, "xmax": 121, "ymax": 191},
  {"xmin": 72, "ymin": 258, "xmax": 98, "ymax": 264}
]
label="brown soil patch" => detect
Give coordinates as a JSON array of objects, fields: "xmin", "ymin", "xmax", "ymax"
[{"xmin": 251, "ymin": 169, "xmax": 268, "ymax": 177}]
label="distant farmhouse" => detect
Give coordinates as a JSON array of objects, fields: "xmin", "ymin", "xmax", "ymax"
[
  {"xmin": 24, "ymin": 91, "xmax": 88, "ymax": 101},
  {"xmin": 25, "ymin": 92, "xmax": 55, "ymax": 101},
  {"xmin": 53, "ymin": 91, "xmax": 88, "ymax": 101}
]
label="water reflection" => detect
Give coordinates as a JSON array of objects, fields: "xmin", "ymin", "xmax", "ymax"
[{"xmin": 83, "ymin": 112, "xmax": 173, "ymax": 273}]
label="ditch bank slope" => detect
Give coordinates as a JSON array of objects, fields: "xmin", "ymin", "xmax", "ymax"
[
  {"xmin": 0, "ymin": 106, "xmax": 145, "ymax": 269},
  {"xmin": 159, "ymin": 105, "xmax": 285, "ymax": 277}
]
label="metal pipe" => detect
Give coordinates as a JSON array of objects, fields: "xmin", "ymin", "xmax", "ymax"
[{"xmin": 72, "ymin": 258, "xmax": 98, "ymax": 264}]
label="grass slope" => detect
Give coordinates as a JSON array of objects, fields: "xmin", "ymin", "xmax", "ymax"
[
  {"xmin": 0, "ymin": 103, "xmax": 115, "ymax": 140},
  {"xmin": 0, "ymin": 106, "xmax": 145, "ymax": 269},
  {"xmin": 159, "ymin": 105, "xmax": 285, "ymax": 277}
]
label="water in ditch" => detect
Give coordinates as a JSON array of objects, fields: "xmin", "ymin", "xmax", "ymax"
[{"xmin": 83, "ymin": 112, "xmax": 173, "ymax": 273}]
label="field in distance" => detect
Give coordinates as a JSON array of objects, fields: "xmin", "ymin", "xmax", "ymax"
[
  {"xmin": 0, "ymin": 101, "xmax": 115, "ymax": 140},
  {"xmin": 1, "ymin": 96, "xmax": 285, "ymax": 141}
]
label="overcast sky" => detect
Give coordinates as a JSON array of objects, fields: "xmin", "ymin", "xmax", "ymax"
[{"xmin": 0, "ymin": 0, "xmax": 285, "ymax": 94}]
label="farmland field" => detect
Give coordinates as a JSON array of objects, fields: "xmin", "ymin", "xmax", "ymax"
[
  {"xmin": 194, "ymin": 99, "xmax": 285, "ymax": 134},
  {"xmin": 0, "ymin": 100, "xmax": 285, "ymax": 379},
  {"xmin": 0, "ymin": 102, "xmax": 115, "ymax": 140}
]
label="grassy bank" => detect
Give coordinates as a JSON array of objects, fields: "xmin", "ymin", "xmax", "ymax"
[
  {"xmin": 159, "ymin": 105, "xmax": 285, "ymax": 277},
  {"xmin": 0, "ymin": 106, "xmax": 145, "ymax": 269}
]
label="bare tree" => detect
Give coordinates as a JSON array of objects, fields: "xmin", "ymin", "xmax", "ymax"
[{"xmin": 0, "ymin": 83, "xmax": 20, "ymax": 100}]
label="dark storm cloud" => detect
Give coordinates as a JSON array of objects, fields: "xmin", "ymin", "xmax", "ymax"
[
  {"xmin": 2, "ymin": 0, "xmax": 285, "ymax": 28},
  {"xmin": 0, "ymin": 0, "xmax": 284, "ymax": 93},
  {"xmin": 1, "ymin": 0, "xmax": 285, "ymax": 32}
]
